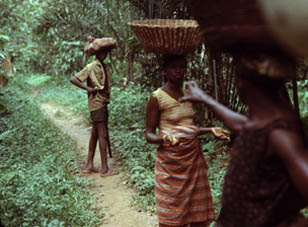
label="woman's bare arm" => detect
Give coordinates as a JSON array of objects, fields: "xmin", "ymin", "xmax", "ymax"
[
  {"xmin": 145, "ymin": 94, "xmax": 163, "ymax": 145},
  {"xmin": 181, "ymin": 81, "xmax": 247, "ymax": 132},
  {"xmin": 199, "ymin": 127, "xmax": 230, "ymax": 141},
  {"xmin": 269, "ymin": 128, "xmax": 308, "ymax": 201}
]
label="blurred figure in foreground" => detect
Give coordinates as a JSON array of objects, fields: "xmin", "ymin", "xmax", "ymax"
[{"xmin": 181, "ymin": 52, "xmax": 308, "ymax": 227}]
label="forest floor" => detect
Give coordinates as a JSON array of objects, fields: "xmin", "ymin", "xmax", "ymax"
[{"xmin": 40, "ymin": 102, "xmax": 158, "ymax": 227}]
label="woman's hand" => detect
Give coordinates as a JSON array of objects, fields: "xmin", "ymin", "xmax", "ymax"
[
  {"xmin": 210, "ymin": 127, "xmax": 230, "ymax": 141},
  {"xmin": 180, "ymin": 81, "xmax": 208, "ymax": 103},
  {"xmin": 180, "ymin": 81, "xmax": 247, "ymax": 133},
  {"xmin": 163, "ymin": 134, "xmax": 180, "ymax": 146}
]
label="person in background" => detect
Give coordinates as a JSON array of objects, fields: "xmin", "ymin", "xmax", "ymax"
[
  {"xmin": 181, "ymin": 51, "xmax": 308, "ymax": 227},
  {"xmin": 70, "ymin": 35, "xmax": 119, "ymax": 177},
  {"xmin": 145, "ymin": 54, "xmax": 229, "ymax": 227}
]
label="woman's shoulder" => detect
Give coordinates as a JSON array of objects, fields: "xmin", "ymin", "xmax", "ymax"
[
  {"xmin": 147, "ymin": 88, "xmax": 160, "ymax": 100},
  {"xmin": 148, "ymin": 88, "xmax": 167, "ymax": 109},
  {"xmin": 151, "ymin": 87, "xmax": 164, "ymax": 98},
  {"xmin": 152, "ymin": 87, "xmax": 162, "ymax": 93}
]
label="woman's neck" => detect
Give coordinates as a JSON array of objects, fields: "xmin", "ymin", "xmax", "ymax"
[
  {"xmin": 164, "ymin": 81, "xmax": 183, "ymax": 93},
  {"xmin": 247, "ymin": 90, "xmax": 287, "ymax": 122},
  {"xmin": 162, "ymin": 81, "xmax": 184, "ymax": 100}
]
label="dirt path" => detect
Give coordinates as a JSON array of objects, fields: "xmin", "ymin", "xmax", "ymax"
[{"xmin": 40, "ymin": 103, "xmax": 158, "ymax": 227}]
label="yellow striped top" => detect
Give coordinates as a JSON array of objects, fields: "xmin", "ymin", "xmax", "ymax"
[{"xmin": 153, "ymin": 88, "xmax": 195, "ymax": 132}]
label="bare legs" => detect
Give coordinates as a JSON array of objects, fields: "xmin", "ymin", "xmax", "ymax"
[
  {"xmin": 84, "ymin": 120, "xmax": 108, "ymax": 173},
  {"xmin": 83, "ymin": 122, "xmax": 100, "ymax": 173},
  {"xmin": 84, "ymin": 120, "xmax": 118, "ymax": 176},
  {"xmin": 96, "ymin": 121, "xmax": 108, "ymax": 174}
]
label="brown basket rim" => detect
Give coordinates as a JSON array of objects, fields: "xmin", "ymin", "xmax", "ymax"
[{"xmin": 128, "ymin": 19, "xmax": 200, "ymax": 28}]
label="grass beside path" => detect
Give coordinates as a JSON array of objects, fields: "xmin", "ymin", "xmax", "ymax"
[{"xmin": 0, "ymin": 75, "xmax": 103, "ymax": 227}]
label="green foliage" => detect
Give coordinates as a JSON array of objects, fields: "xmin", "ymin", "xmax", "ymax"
[
  {"xmin": 109, "ymin": 85, "xmax": 148, "ymax": 128},
  {"xmin": 29, "ymin": 0, "xmax": 139, "ymax": 77},
  {"xmin": 25, "ymin": 74, "xmax": 53, "ymax": 87},
  {"xmin": 0, "ymin": 0, "xmax": 41, "ymax": 71},
  {"xmin": 108, "ymin": 85, "xmax": 157, "ymax": 211},
  {"xmin": 0, "ymin": 75, "xmax": 103, "ymax": 226},
  {"xmin": 297, "ymin": 80, "xmax": 308, "ymax": 118},
  {"xmin": 0, "ymin": 31, "xmax": 10, "ymax": 64},
  {"xmin": 201, "ymin": 134, "xmax": 230, "ymax": 215},
  {"xmin": 0, "ymin": 34, "xmax": 10, "ymax": 59},
  {"xmin": 29, "ymin": 74, "xmax": 89, "ymax": 120},
  {"xmin": 127, "ymin": 0, "xmax": 190, "ymax": 19}
]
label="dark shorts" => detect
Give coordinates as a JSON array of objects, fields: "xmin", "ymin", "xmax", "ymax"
[{"xmin": 90, "ymin": 105, "xmax": 108, "ymax": 123}]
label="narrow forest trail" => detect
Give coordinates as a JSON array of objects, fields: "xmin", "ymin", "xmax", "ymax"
[{"xmin": 40, "ymin": 102, "xmax": 158, "ymax": 227}]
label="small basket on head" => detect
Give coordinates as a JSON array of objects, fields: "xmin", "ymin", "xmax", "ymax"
[
  {"xmin": 128, "ymin": 19, "xmax": 202, "ymax": 55},
  {"xmin": 84, "ymin": 37, "xmax": 117, "ymax": 56}
]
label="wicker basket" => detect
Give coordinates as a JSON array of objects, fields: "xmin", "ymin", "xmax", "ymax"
[
  {"xmin": 128, "ymin": 19, "xmax": 202, "ymax": 55},
  {"xmin": 186, "ymin": 0, "xmax": 279, "ymax": 52}
]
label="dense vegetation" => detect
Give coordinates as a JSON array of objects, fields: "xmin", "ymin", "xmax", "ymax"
[
  {"xmin": 0, "ymin": 76, "xmax": 103, "ymax": 226},
  {"xmin": 2, "ymin": 0, "xmax": 308, "ymax": 226}
]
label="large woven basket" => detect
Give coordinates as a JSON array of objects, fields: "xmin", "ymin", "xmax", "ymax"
[
  {"xmin": 128, "ymin": 19, "xmax": 202, "ymax": 55},
  {"xmin": 186, "ymin": 0, "xmax": 279, "ymax": 52}
]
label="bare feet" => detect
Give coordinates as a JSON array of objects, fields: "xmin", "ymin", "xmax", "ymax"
[
  {"xmin": 100, "ymin": 169, "xmax": 119, "ymax": 177},
  {"xmin": 82, "ymin": 167, "xmax": 99, "ymax": 174}
]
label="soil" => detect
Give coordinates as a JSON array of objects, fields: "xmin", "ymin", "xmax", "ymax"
[{"xmin": 40, "ymin": 102, "xmax": 158, "ymax": 227}]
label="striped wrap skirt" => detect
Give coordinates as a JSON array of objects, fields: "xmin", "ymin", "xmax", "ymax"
[{"xmin": 155, "ymin": 126, "xmax": 215, "ymax": 226}]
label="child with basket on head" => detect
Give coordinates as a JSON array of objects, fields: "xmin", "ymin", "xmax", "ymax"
[{"xmin": 70, "ymin": 34, "xmax": 119, "ymax": 177}]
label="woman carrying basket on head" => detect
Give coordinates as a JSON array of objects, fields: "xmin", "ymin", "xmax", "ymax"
[
  {"xmin": 145, "ymin": 54, "xmax": 229, "ymax": 227},
  {"xmin": 129, "ymin": 19, "xmax": 228, "ymax": 226}
]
